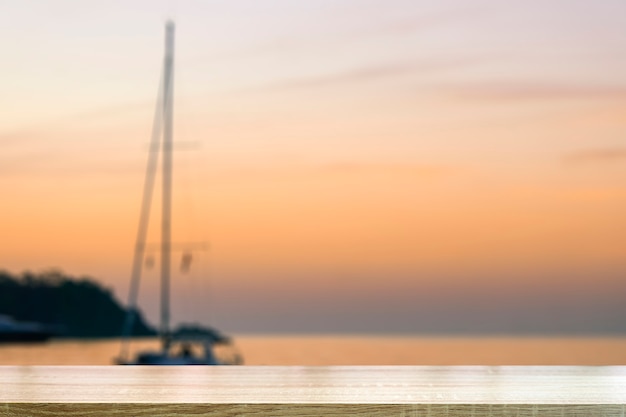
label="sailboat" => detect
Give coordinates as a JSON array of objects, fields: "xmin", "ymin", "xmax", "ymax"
[{"xmin": 116, "ymin": 21, "xmax": 242, "ymax": 365}]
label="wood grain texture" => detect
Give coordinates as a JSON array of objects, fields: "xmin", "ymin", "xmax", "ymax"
[
  {"xmin": 1, "ymin": 366, "xmax": 625, "ymax": 416},
  {"xmin": 3, "ymin": 404, "xmax": 626, "ymax": 417}
]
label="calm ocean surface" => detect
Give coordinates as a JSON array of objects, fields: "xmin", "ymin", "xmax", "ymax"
[{"xmin": 1, "ymin": 336, "xmax": 626, "ymax": 365}]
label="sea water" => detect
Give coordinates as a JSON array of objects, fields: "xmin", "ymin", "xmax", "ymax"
[{"xmin": 1, "ymin": 335, "xmax": 626, "ymax": 365}]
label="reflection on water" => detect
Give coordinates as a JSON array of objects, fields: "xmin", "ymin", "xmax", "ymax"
[{"xmin": 1, "ymin": 336, "xmax": 626, "ymax": 366}]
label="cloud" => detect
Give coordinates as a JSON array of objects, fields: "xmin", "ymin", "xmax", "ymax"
[
  {"xmin": 199, "ymin": 4, "xmax": 490, "ymax": 64},
  {"xmin": 318, "ymin": 162, "xmax": 450, "ymax": 177},
  {"xmin": 0, "ymin": 99, "xmax": 153, "ymax": 146},
  {"xmin": 563, "ymin": 147, "xmax": 626, "ymax": 164},
  {"xmin": 0, "ymin": 150, "xmax": 139, "ymax": 178},
  {"xmin": 249, "ymin": 57, "xmax": 480, "ymax": 92},
  {"xmin": 0, "ymin": 131, "xmax": 33, "ymax": 147},
  {"xmin": 450, "ymin": 83, "xmax": 626, "ymax": 101},
  {"xmin": 193, "ymin": 4, "xmax": 493, "ymax": 94},
  {"xmin": 363, "ymin": 4, "xmax": 490, "ymax": 38},
  {"xmin": 215, "ymin": 161, "xmax": 454, "ymax": 183}
]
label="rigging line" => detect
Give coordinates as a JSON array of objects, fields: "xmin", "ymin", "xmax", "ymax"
[{"xmin": 119, "ymin": 66, "xmax": 165, "ymax": 362}]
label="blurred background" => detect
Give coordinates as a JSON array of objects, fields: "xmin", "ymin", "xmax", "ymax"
[{"xmin": 1, "ymin": 0, "xmax": 625, "ymax": 365}]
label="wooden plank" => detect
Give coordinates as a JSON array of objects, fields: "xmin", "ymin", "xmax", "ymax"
[{"xmin": 1, "ymin": 366, "xmax": 625, "ymax": 416}]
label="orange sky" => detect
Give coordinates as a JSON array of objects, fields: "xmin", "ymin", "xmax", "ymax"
[{"xmin": 1, "ymin": 0, "xmax": 626, "ymax": 333}]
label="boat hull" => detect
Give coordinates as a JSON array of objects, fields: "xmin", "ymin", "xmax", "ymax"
[{"xmin": 118, "ymin": 352, "xmax": 220, "ymax": 365}]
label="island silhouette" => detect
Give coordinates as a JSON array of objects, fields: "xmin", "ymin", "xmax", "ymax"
[{"xmin": 0, "ymin": 269, "xmax": 155, "ymax": 338}]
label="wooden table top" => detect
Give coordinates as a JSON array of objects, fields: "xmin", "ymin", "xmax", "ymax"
[{"xmin": 2, "ymin": 366, "xmax": 625, "ymax": 404}]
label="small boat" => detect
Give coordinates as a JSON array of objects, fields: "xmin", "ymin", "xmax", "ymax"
[
  {"xmin": 0, "ymin": 315, "xmax": 58, "ymax": 343},
  {"xmin": 128, "ymin": 326, "xmax": 241, "ymax": 365},
  {"xmin": 116, "ymin": 21, "xmax": 242, "ymax": 365}
]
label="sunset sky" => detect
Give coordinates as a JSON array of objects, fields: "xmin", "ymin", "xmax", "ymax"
[{"xmin": 1, "ymin": 0, "xmax": 625, "ymax": 333}]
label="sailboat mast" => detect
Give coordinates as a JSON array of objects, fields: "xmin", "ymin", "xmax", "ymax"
[{"xmin": 161, "ymin": 20, "xmax": 175, "ymax": 344}]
